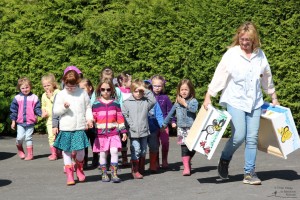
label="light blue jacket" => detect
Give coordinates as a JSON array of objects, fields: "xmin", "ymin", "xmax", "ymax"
[
  {"xmin": 163, "ymin": 98, "xmax": 198, "ymax": 128},
  {"xmin": 148, "ymin": 103, "xmax": 164, "ymax": 133}
]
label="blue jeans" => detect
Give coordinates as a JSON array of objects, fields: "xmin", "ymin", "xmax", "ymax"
[
  {"xmin": 147, "ymin": 131, "xmax": 159, "ymax": 152},
  {"xmin": 130, "ymin": 136, "xmax": 148, "ymax": 160},
  {"xmin": 16, "ymin": 125, "xmax": 34, "ymax": 146},
  {"xmin": 221, "ymin": 104, "xmax": 261, "ymax": 173}
]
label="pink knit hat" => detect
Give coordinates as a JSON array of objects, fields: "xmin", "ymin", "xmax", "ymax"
[{"xmin": 63, "ymin": 66, "xmax": 82, "ymax": 75}]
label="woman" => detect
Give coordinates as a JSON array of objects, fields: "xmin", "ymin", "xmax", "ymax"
[{"xmin": 203, "ymin": 21, "xmax": 280, "ymax": 185}]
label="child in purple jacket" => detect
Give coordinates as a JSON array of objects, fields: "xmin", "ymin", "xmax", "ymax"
[
  {"xmin": 151, "ymin": 75, "xmax": 173, "ymax": 168},
  {"xmin": 10, "ymin": 77, "xmax": 42, "ymax": 161}
]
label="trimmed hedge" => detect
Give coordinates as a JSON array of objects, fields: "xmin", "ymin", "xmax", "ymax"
[{"xmin": 0, "ymin": 0, "xmax": 299, "ymax": 134}]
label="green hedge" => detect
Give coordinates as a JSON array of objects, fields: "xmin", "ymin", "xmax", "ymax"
[{"xmin": 0, "ymin": 0, "xmax": 299, "ymax": 135}]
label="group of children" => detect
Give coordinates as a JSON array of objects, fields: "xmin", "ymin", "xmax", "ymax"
[{"xmin": 10, "ymin": 66, "xmax": 199, "ymax": 185}]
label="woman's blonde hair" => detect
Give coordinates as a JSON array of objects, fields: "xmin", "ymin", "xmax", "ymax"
[
  {"xmin": 41, "ymin": 73, "xmax": 59, "ymax": 90},
  {"xmin": 229, "ymin": 21, "xmax": 261, "ymax": 51}
]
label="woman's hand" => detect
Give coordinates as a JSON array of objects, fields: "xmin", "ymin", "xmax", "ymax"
[
  {"xmin": 203, "ymin": 92, "xmax": 212, "ymax": 110},
  {"xmin": 270, "ymin": 92, "xmax": 280, "ymax": 106},
  {"xmin": 272, "ymin": 98, "xmax": 280, "ymax": 106}
]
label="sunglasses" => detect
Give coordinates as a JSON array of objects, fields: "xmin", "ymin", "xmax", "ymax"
[{"xmin": 100, "ymin": 88, "xmax": 111, "ymax": 92}]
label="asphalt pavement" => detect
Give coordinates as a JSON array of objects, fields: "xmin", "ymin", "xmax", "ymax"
[{"xmin": 0, "ymin": 134, "xmax": 299, "ymax": 200}]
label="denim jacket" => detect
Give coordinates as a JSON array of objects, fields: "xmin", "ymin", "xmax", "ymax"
[{"xmin": 163, "ymin": 98, "xmax": 198, "ymax": 128}]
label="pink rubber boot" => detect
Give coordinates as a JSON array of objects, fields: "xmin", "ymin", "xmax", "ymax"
[
  {"xmin": 182, "ymin": 156, "xmax": 191, "ymax": 176},
  {"xmin": 16, "ymin": 144, "xmax": 25, "ymax": 159},
  {"xmin": 65, "ymin": 165, "xmax": 75, "ymax": 186},
  {"xmin": 48, "ymin": 146, "xmax": 57, "ymax": 161},
  {"xmin": 75, "ymin": 159, "xmax": 86, "ymax": 182},
  {"xmin": 24, "ymin": 146, "xmax": 33, "ymax": 161}
]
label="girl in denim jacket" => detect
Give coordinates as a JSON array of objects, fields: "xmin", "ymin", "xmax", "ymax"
[{"xmin": 162, "ymin": 79, "xmax": 198, "ymax": 176}]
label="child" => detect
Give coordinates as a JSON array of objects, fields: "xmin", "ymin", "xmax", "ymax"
[
  {"xmin": 117, "ymin": 71, "xmax": 132, "ymax": 166},
  {"xmin": 151, "ymin": 75, "xmax": 173, "ymax": 168},
  {"xmin": 60, "ymin": 66, "xmax": 83, "ymax": 89},
  {"xmin": 79, "ymin": 78, "xmax": 98, "ymax": 169},
  {"xmin": 144, "ymin": 80, "xmax": 164, "ymax": 173},
  {"xmin": 91, "ymin": 67, "xmax": 121, "ymax": 105},
  {"xmin": 90, "ymin": 67, "xmax": 123, "ymax": 168},
  {"xmin": 162, "ymin": 79, "xmax": 198, "ymax": 176},
  {"xmin": 92, "ymin": 78, "xmax": 127, "ymax": 183},
  {"xmin": 122, "ymin": 79, "xmax": 156, "ymax": 179},
  {"xmin": 41, "ymin": 73, "xmax": 61, "ymax": 161},
  {"xmin": 117, "ymin": 71, "xmax": 132, "ymax": 102},
  {"xmin": 10, "ymin": 77, "xmax": 42, "ymax": 160},
  {"xmin": 53, "ymin": 70, "xmax": 93, "ymax": 185},
  {"xmin": 52, "ymin": 66, "xmax": 83, "ymax": 172}
]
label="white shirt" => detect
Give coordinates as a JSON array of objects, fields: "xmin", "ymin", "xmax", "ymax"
[{"xmin": 208, "ymin": 46, "xmax": 275, "ymax": 113}]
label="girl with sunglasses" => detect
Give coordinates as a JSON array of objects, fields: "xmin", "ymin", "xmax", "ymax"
[{"xmin": 92, "ymin": 78, "xmax": 127, "ymax": 183}]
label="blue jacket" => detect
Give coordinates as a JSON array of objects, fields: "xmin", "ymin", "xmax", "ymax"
[
  {"xmin": 163, "ymin": 98, "xmax": 198, "ymax": 128},
  {"xmin": 148, "ymin": 103, "xmax": 164, "ymax": 133}
]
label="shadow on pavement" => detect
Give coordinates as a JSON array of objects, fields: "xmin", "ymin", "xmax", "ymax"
[
  {"xmin": 0, "ymin": 179, "xmax": 12, "ymax": 187},
  {"xmin": 257, "ymin": 170, "xmax": 300, "ymax": 181},
  {"xmin": 34, "ymin": 153, "xmax": 52, "ymax": 160},
  {"xmin": 168, "ymin": 161, "xmax": 182, "ymax": 171},
  {"xmin": 192, "ymin": 166, "xmax": 217, "ymax": 174},
  {"xmin": 197, "ymin": 170, "xmax": 300, "ymax": 184},
  {"xmin": 0, "ymin": 152, "xmax": 16, "ymax": 161}
]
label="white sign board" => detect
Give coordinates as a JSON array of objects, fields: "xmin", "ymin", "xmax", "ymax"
[
  {"xmin": 186, "ymin": 105, "xmax": 231, "ymax": 160},
  {"xmin": 258, "ymin": 102, "xmax": 300, "ymax": 159}
]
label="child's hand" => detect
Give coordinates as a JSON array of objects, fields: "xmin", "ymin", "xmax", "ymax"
[
  {"xmin": 137, "ymin": 86, "xmax": 146, "ymax": 93},
  {"xmin": 172, "ymin": 122, "xmax": 177, "ymax": 128},
  {"xmin": 46, "ymin": 90, "xmax": 53, "ymax": 98},
  {"xmin": 42, "ymin": 109, "xmax": 48, "ymax": 118},
  {"xmin": 11, "ymin": 121, "xmax": 16, "ymax": 130},
  {"xmin": 87, "ymin": 120, "xmax": 93, "ymax": 129},
  {"xmin": 121, "ymin": 133, "xmax": 127, "ymax": 142},
  {"xmin": 161, "ymin": 124, "xmax": 167, "ymax": 129},
  {"xmin": 64, "ymin": 102, "xmax": 70, "ymax": 108},
  {"xmin": 176, "ymin": 95, "xmax": 187, "ymax": 107},
  {"xmin": 52, "ymin": 128, "xmax": 59, "ymax": 135}
]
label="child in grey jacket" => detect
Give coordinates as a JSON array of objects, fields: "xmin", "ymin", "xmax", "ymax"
[{"xmin": 122, "ymin": 79, "xmax": 156, "ymax": 179}]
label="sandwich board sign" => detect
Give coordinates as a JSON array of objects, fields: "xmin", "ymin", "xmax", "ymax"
[
  {"xmin": 258, "ymin": 102, "xmax": 300, "ymax": 159},
  {"xmin": 186, "ymin": 105, "xmax": 231, "ymax": 160}
]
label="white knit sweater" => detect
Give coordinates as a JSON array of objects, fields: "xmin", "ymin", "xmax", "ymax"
[{"xmin": 53, "ymin": 87, "xmax": 93, "ymax": 131}]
